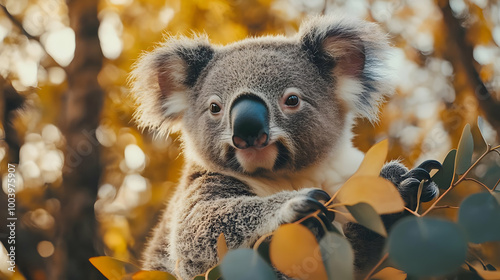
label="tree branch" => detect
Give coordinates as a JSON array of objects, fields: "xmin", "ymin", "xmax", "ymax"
[
  {"xmin": 0, "ymin": 3, "xmax": 59, "ymax": 66},
  {"xmin": 440, "ymin": 1, "xmax": 500, "ymax": 140}
]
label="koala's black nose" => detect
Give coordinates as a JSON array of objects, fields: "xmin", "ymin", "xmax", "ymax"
[{"xmin": 230, "ymin": 96, "xmax": 269, "ymax": 149}]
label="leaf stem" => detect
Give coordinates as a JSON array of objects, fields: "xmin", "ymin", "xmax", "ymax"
[{"xmin": 363, "ymin": 252, "xmax": 388, "ymax": 280}]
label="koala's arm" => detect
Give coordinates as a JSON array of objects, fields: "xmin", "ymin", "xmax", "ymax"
[
  {"xmin": 344, "ymin": 160, "xmax": 441, "ymax": 274},
  {"xmin": 170, "ymin": 170, "xmax": 329, "ymax": 279}
]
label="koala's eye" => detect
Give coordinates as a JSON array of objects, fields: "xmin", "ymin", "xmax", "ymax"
[
  {"xmin": 284, "ymin": 95, "xmax": 300, "ymax": 107},
  {"xmin": 210, "ymin": 103, "xmax": 222, "ymax": 114}
]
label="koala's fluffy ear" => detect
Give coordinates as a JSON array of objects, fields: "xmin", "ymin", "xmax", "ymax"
[
  {"xmin": 129, "ymin": 35, "xmax": 214, "ymax": 133},
  {"xmin": 298, "ymin": 16, "xmax": 394, "ymax": 122}
]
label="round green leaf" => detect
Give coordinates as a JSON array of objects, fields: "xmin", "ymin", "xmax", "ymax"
[
  {"xmin": 220, "ymin": 249, "xmax": 277, "ymax": 280},
  {"xmin": 346, "ymin": 202, "xmax": 387, "ymax": 237},
  {"xmin": 494, "ymin": 191, "xmax": 500, "ymax": 205},
  {"xmin": 458, "ymin": 193, "xmax": 500, "ymax": 244},
  {"xmin": 432, "ymin": 149, "xmax": 456, "ymax": 190},
  {"xmin": 388, "ymin": 216, "xmax": 467, "ymax": 277},
  {"xmin": 456, "ymin": 124, "xmax": 474, "ymax": 175},
  {"xmin": 319, "ymin": 232, "xmax": 354, "ymax": 280}
]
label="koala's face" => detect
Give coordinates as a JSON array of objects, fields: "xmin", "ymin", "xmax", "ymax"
[
  {"xmin": 130, "ymin": 16, "xmax": 393, "ymax": 176},
  {"xmin": 183, "ymin": 43, "xmax": 344, "ymax": 174}
]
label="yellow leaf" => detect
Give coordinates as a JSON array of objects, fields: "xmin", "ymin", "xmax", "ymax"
[
  {"xmin": 337, "ymin": 176, "xmax": 404, "ymax": 214},
  {"xmin": 89, "ymin": 256, "xmax": 140, "ymax": 280},
  {"xmin": 217, "ymin": 233, "xmax": 228, "ymax": 261},
  {"xmin": 372, "ymin": 267, "xmax": 407, "ymax": 280},
  {"xmin": 132, "ymin": 270, "xmax": 177, "ymax": 280},
  {"xmin": 354, "ymin": 139, "xmax": 389, "ymax": 177},
  {"xmin": 471, "ymin": 264, "xmax": 500, "ymax": 280},
  {"xmin": 269, "ymin": 224, "xmax": 328, "ymax": 280}
]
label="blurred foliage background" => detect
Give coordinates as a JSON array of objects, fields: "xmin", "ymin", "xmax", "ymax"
[{"xmin": 0, "ymin": 0, "xmax": 499, "ymax": 279}]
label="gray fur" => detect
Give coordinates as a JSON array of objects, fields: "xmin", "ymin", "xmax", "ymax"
[{"xmin": 129, "ymin": 16, "xmax": 430, "ymax": 279}]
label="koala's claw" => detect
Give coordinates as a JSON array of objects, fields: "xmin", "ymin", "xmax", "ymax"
[
  {"xmin": 398, "ymin": 161, "xmax": 441, "ymax": 209},
  {"xmin": 402, "ymin": 168, "xmax": 431, "ymax": 182},
  {"xmin": 417, "ymin": 160, "xmax": 442, "ymax": 172},
  {"xmin": 306, "ymin": 189, "xmax": 334, "ymax": 221},
  {"xmin": 292, "ymin": 197, "xmax": 329, "ymax": 216},
  {"xmin": 306, "ymin": 189, "xmax": 331, "ymax": 203}
]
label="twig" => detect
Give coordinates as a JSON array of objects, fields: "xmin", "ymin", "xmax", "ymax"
[
  {"xmin": 421, "ymin": 183, "xmax": 455, "ymax": 216},
  {"xmin": 0, "ymin": 4, "xmax": 39, "ymax": 41},
  {"xmin": 493, "ymin": 178, "xmax": 500, "ymax": 191},
  {"xmin": 404, "ymin": 207, "xmax": 421, "ymax": 217},
  {"xmin": 326, "ymin": 203, "xmax": 348, "ymax": 209},
  {"xmin": 492, "ymin": 149, "xmax": 500, "ymax": 157},
  {"xmin": 0, "ymin": 3, "xmax": 58, "ymax": 66},
  {"xmin": 422, "ymin": 145, "xmax": 496, "ymax": 216},
  {"xmin": 325, "ymin": 188, "xmax": 341, "ymax": 207},
  {"xmin": 363, "ymin": 252, "xmax": 388, "ymax": 280},
  {"xmin": 294, "ymin": 210, "xmax": 321, "ymax": 224},
  {"xmin": 463, "ymin": 178, "xmax": 493, "ymax": 193},
  {"xmin": 431, "ymin": 205, "xmax": 459, "ymax": 210}
]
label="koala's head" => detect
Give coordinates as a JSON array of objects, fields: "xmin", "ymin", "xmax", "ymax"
[{"xmin": 129, "ymin": 16, "xmax": 393, "ymax": 176}]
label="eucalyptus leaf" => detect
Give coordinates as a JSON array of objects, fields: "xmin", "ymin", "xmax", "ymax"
[
  {"xmin": 206, "ymin": 265, "xmax": 222, "ymax": 280},
  {"xmin": 458, "ymin": 192, "xmax": 500, "ymax": 244},
  {"xmin": 432, "ymin": 149, "xmax": 457, "ymax": 190},
  {"xmin": 319, "ymin": 232, "xmax": 354, "ymax": 280},
  {"xmin": 89, "ymin": 256, "xmax": 140, "ymax": 280},
  {"xmin": 388, "ymin": 216, "xmax": 467, "ymax": 277},
  {"xmin": 494, "ymin": 191, "xmax": 500, "ymax": 205},
  {"xmin": 255, "ymin": 239, "xmax": 272, "ymax": 265},
  {"xmin": 346, "ymin": 202, "xmax": 387, "ymax": 237},
  {"xmin": 456, "ymin": 124, "xmax": 474, "ymax": 175},
  {"xmin": 132, "ymin": 270, "xmax": 177, "ymax": 280},
  {"xmin": 471, "ymin": 117, "xmax": 488, "ymax": 153},
  {"xmin": 220, "ymin": 249, "xmax": 277, "ymax": 280}
]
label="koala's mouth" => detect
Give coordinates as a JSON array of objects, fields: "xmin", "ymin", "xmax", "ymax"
[{"xmin": 235, "ymin": 143, "xmax": 278, "ymax": 173}]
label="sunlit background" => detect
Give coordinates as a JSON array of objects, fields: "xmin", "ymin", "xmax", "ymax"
[{"xmin": 0, "ymin": 0, "xmax": 499, "ymax": 279}]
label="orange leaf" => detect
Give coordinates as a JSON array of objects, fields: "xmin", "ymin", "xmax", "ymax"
[
  {"xmin": 354, "ymin": 139, "xmax": 389, "ymax": 177},
  {"xmin": 336, "ymin": 176, "xmax": 404, "ymax": 214},
  {"xmin": 132, "ymin": 270, "xmax": 177, "ymax": 280},
  {"xmin": 217, "ymin": 233, "xmax": 228, "ymax": 261},
  {"xmin": 269, "ymin": 224, "xmax": 328, "ymax": 280},
  {"xmin": 89, "ymin": 256, "xmax": 140, "ymax": 280},
  {"xmin": 372, "ymin": 267, "xmax": 407, "ymax": 280}
]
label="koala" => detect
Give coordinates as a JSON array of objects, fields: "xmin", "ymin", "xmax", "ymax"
[{"xmin": 129, "ymin": 16, "xmax": 441, "ymax": 279}]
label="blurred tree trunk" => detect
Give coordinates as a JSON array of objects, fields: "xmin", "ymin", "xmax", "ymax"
[
  {"xmin": 52, "ymin": 0, "xmax": 105, "ymax": 278},
  {"xmin": 440, "ymin": 1, "xmax": 500, "ymax": 140}
]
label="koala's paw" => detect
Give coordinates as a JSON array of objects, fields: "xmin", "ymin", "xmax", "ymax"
[
  {"xmin": 280, "ymin": 189, "xmax": 333, "ymax": 224},
  {"xmin": 382, "ymin": 160, "xmax": 442, "ymax": 210}
]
